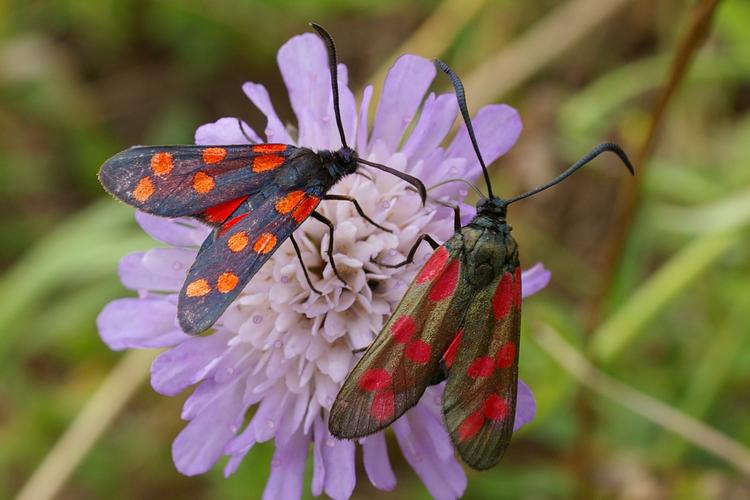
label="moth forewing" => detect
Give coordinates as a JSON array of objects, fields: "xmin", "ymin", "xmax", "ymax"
[
  {"xmin": 328, "ymin": 238, "xmax": 471, "ymax": 439},
  {"xmin": 442, "ymin": 227, "xmax": 522, "ymax": 470}
]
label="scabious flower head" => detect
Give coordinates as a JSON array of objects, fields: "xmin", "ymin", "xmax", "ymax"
[{"xmin": 98, "ymin": 32, "xmax": 551, "ymax": 500}]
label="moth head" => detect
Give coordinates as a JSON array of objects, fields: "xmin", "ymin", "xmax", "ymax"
[{"xmin": 476, "ymin": 197, "xmax": 507, "ymax": 219}]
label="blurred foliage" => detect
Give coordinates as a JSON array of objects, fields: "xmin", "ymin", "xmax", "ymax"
[{"xmin": 1, "ymin": 0, "xmax": 750, "ymax": 499}]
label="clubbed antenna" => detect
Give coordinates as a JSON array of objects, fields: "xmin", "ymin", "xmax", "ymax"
[
  {"xmin": 310, "ymin": 23, "xmax": 348, "ymax": 149},
  {"xmin": 436, "ymin": 59, "xmax": 494, "ymax": 199},
  {"xmin": 505, "ymin": 143, "xmax": 635, "ymax": 205}
]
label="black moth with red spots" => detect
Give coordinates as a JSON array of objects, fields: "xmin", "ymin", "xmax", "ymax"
[
  {"xmin": 328, "ymin": 61, "xmax": 635, "ymax": 470},
  {"xmin": 97, "ymin": 24, "xmax": 426, "ymax": 335}
]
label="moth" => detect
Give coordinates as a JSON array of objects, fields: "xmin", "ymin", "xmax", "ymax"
[
  {"xmin": 98, "ymin": 24, "xmax": 426, "ymax": 335},
  {"xmin": 329, "ymin": 60, "xmax": 634, "ymax": 469}
]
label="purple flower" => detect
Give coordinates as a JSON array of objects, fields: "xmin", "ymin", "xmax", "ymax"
[{"xmin": 97, "ymin": 32, "xmax": 551, "ymax": 499}]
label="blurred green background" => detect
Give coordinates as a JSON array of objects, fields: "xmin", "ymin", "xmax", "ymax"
[{"xmin": 2, "ymin": 0, "xmax": 750, "ymax": 498}]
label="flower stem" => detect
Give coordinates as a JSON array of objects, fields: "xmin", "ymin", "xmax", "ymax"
[
  {"xmin": 14, "ymin": 350, "xmax": 155, "ymax": 500},
  {"xmin": 533, "ymin": 324, "xmax": 750, "ymax": 475}
]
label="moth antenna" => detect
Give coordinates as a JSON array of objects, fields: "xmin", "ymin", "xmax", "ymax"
[
  {"xmin": 427, "ymin": 178, "xmax": 485, "ymax": 198},
  {"xmin": 310, "ymin": 22, "xmax": 348, "ymax": 149},
  {"xmin": 505, "ymin": 142, "xmax": 635, "ymax": 205},
  {"xmin": 436, "ymin": 59, "xmax": 494, "ymax": 199}
]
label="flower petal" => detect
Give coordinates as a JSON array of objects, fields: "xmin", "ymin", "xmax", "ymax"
[
  {"xmin": 521, "ymin": 262, "xmax": 551, "ymax": 298},
  {"xmin": 97, "ymin": 297, "xmax": 189, "ymax": 350},
  {"xmin": 151, "ymin": 331, "xmax": 232, "ymax": 396},
  {"xmin": 513, "ymin": 378, "xmax": 536, "ymax": 431},
  {"xmin": 118, "ymin": 248, "xmax": 194, "ymax": 292},
  {"xmin": 262, "ymin": 428, "xmax": 309, "ymax": 500},
  {"xmin": 356, "ymin": 85, "xmax": 373, "ymax": 152},
  {"xmin": 242, "ymin": 82, "xmax": 294, "ymax": 144},
  {"xmin": 370, "ymin": 55, "xmax": 435, "ymax": 153},
  {"xmin": 195, "ymin": 117, "xmax": 260, "ymax": 145},
  {"xmin": 401, "ymin": 92, "xmax": 457, "ymax": 164},
  {"xmin": 172, "ymin": 378, "xmax": 246, "ymax": 475},
  {"xmin": 362, "ymin": 432, "xmax": 397, "ymax": 491},
  {"xmin": 446, "ymin": 104, "xmax": 522, "ymax": 181},
  {"xmin": 135, "ymin": 211, "xmax": 209, "ymax": 248}
]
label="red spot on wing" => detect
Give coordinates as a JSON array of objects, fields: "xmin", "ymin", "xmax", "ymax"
[
  {"xmin": 427, "ymin": 259, "xmax": 460, "ymax": 302},
  {"xmin": 218, "ymin": 213, "xmax": 250, "ymax": 236},
  {"xmin": 496, "ymin": 342, "xmax": 516, "ymax": 369},
  {"xmin": 252, "ymin": 144, "xmax": 287, "ymax": 154},
  {"xmin": 358, "ymin": 368, "xmax": 392, "ymax": 392},
  {"xmin": 202, "ymin": 196, "xmax": 249, "ymax": 224},
  {"xmin": 416, "ymin": 246, "xmax": 449, "ymax": 284},
  {"xmin": 252, "ymin": 154, "xmax": 285, "ymax": 172},
  {"xmin": 391, "ymin": 316, "xmax": 416, "ymax": 343},
  {"xmin": 442, "ymin": 330, "xmax": 462, "ymax": 369},
  {"xmin": 371, "ymin": 391, "xmax": 395, "ymax": 422},
  {"xmin": 202, "ymin": 147, "xmax": 227, "ymax": 164},
  {"xmin": 291, "ymin": 195, "xmax": 319, "ymax": 223},
  {"xmin": 458, "ymin": 411, "xmax": 485, "ymax": 442},
  {"xmin": 482, "ymin": 395, "xmax": 509, "ymax": 421},
  {"xmin": 404, "ymin": 340, "xmax": 431, "ymax": 364},
  {"xmin": 492, "ymin": 272, "xmax": 514, "ymax": 320},
  {"xmin": 467, "ymin": 356, "xmax": 495, "ymax": 378}
]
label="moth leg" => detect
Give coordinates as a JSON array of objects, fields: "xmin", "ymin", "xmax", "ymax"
[
  {"xmin": 373, "ymin": 233, "xmax": 440, "ymax": 269},
  {"xmin": 432, "ymin": 199, "xmax": 461, "ymax": 232},
  {"xmin": 311, "ymin": 211, "xmax": 347, "ymax": 286},
  {"xmin": 290, "ymin": 234, "xmax": 322, "ymax": 294},
  {"xmin": 323, "ymin": 194, "xmax": 391, "ymax": 232},
  {"xmin": 236, "ymin": 118, "xmax": 257, "ymax": 144},
  {"xmin": 353, "ymin": 170, "xmax": 374, "ymax": 182}
]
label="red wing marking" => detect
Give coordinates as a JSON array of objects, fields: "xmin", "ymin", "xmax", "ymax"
[
  {"xmin": 371, "ymin": 391, "xmax": 395, "ymax": 422},
  {"xmin": 252, "ymin": 144, "xmax": 287, "ymax": 154},
  {"xmin": 192, "ymin": 172, "xmax": 215, "ymax": 193},
  {"xmin": 217, "ymin": 272, "xmax": 239, "ymax": 293},
  {"xmin": 292, "ymin": 195, "xmax": 319, "ymax": 222},
  {"xmin": 275, "ymin": 191, "xmax": 306, "ymax": 214},
  {"xmin": 391, "ymin": 315, "xmax": 416, "ymax": 343},
  {"xmin": 358, "ymin": 368, "xmax": 392, "ymax": 392},
  {"xmin": 496, "ymin": 342, "xmax": 516, "ymax": 369},
  {"xmin": 427, "ymin": 259, "xmax": 460, "ymax": 302},
  {"xmin": 219, "ymin": 213, "xmax": 250, "ymax": 236},
  {"xmin": 202, "ymin": 196, "xmax": 249, "ymax": 224},
  {"xmin": 202, "ymin": 147, "xmax": 227, "ymax": 164},
  {"xmin": 132, "ymin": 177, "xmax": 155, "ymax": 202},
  {"xmin": 467, "ymin": 356, "xmax": 495, "ymax": 378},
  {"xmin": 252, "ymin": 232, "xmax": 277, "ymax": 254},
  {"xmin": 442, "ymin": 330, "xmax": 463, "ymax": 369},
  {"xmin": 482, "ymin": 395, "xmax": 509, "ymax": 421},
  {"xmin": 252, "ymin": 154, "xmax": 285, "ymax": 172},
  {"xmin": 186, "ymin": 278, "xmax": 211, "ymax": 297},
  {"xmin": 492, "ymin": 272, "xmax": 514, "ymax": 320},
  {"xmin": 226, "ymin": 231, "xmax": 249, "ymax": 253},
  {"xmin": 458, "ymin": 411, "xmax": 485, "ymax": 442},
  {"xmin": 416, "ymin": 246, "xmax": 449, "ymax": 284},
  {"xmin": 150, "ymin": 152, "xmax": 173, "ymax": 176},
  {"xmin": 404, "ymin": 340, "xmax": 431, "ymax": 364}
]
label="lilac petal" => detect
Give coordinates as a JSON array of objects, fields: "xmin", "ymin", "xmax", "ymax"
[
  {"xmin": 393, "ymin": 417, "xmax": 467, "ymax": 500},
  {"xmin": 362, "ymin": 432, "xmax": 397, "ymax": 491},
  {"xmin": 262, "ymin": 429, "xmax": 309, "ymax": 500},
  {"xmin": 521, "ymin": 262, "xmax": 551, "ymax": 298},
  {"xmin": 401, "ymin": 93, "xmax": 457, "ymax": 164},
  {"xmin": 118, "ymin": 248, "xmax": 194, "ymax": 292},
  {"xmin": 150, "ymin": 331, "xmax": 232, "ymax": 396},
  {"xmin": 322, "ymin": 435, "xmax": 356, "ymax": 500},
  {"xmin": 97, "ymin": 298, "xmax": 189, "ymax": 350},
  {"xmin": 242, "ymin": 82, "xmax": 294, "ymax": 144},
  {"xmin": 195, "ymin": 117, "xmax": 260, "ymax": 145},
  {"xmin": 312, "ymin": 418, "xmax": 326, "ymax": 496},
  {"xmin": 172, "ymin": 378, "xmax": 246, "ymax": 475},
  {"xmin": 446, "ymin": 104, "xmax": 522, "ymax": 181},
  {"xmin": 356, "ymin": 85, "xmax": 373, "ymax": 152},
  {"xmin": 513, "ymin": 379, "xmax": 536, "ymax": 432},
  {"xmin": 135, "ymin": 211, "xmax": 209, "ymax": 248},
  {"xmin": 370, "ymin": 55, "xmax": 435, "ymax": 153}
]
